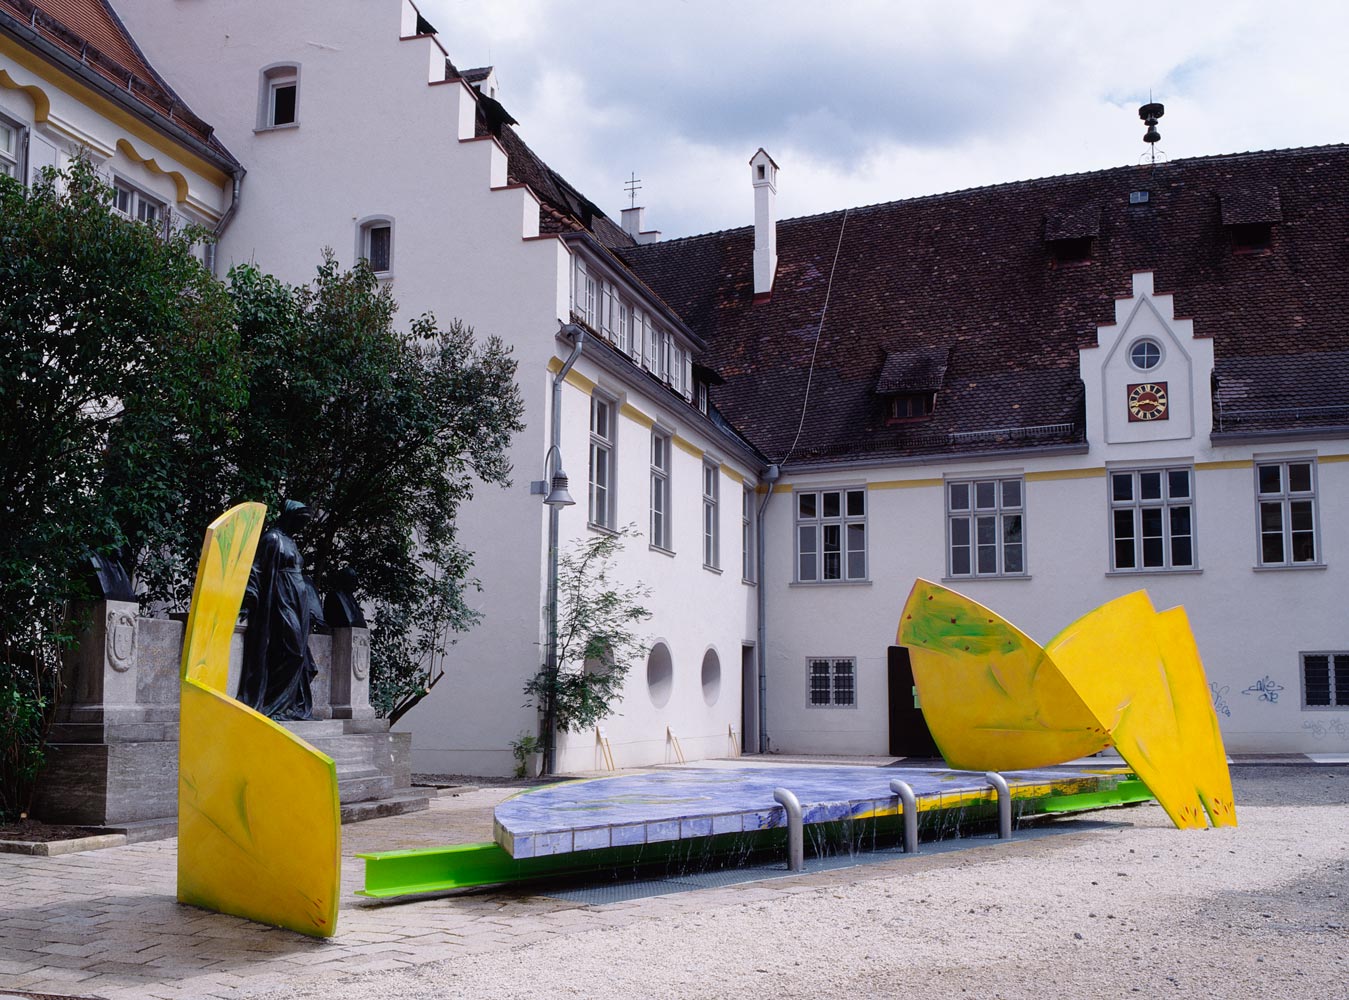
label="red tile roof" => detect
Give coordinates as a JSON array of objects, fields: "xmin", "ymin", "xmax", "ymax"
[
  {"xmin": 618, "ymin": 146, "xmax": 1349, "ymax": 465},
  {"xmin": 1, "ymin": 0, "xmax": 235, "ymax": 164}
]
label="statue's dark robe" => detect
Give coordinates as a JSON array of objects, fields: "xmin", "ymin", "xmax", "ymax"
[{"xmin": 239, "ymin": 527, "xmax": 316, "ymax": 720}]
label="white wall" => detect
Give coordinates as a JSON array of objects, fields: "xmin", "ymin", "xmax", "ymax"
[
  {"xmin": 761, "ymin": 272, "xmax": 1348, "ymax": 756},
  {"xmin": 548, "ymin": 358, "xmax": 758, "ymax": 772}
]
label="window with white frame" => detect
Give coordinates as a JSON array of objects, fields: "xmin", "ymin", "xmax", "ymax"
[
  {"xmin": 947, "ymin": 478, "xmax": 1024, "ymax": 577},
  {"xmin": 601, "ymin": 284, "xmax": 616, "ymax": 342},
  {"xmin": 1256, "ymin": 459, "xmax": 1318, "ymax": 566},
  {"xmin": 643, "ymin": 316, "xmax": 657, "ymax": 371},
  {"xmin": 112, "ymin": 180, "xmax": 164, "ymax": 228},
  {"xmin": 808, "ymin": 657, "xmax": 856, "ymax": 708},
  {"xmin": 0, "ymin": 116, "xmax": 22, "ymax": 180},
  {"xmin": 702, "ymin": 461, "xmax": 720, "ymax": 569},
  {"xmin": 618, "ymin": 300, "xmax": 632, "ymax": 356},
  {"xmin": 742, "ymin": 484, "xmax": 755, "ymax": 582},
  {"xmin": 258, "ymin": 64, "xmax": 299, "ymax": 129},
  {"xmin": 796, "ymin": 488, "xmax": 867, "ymax": 582},
  {"xmin": 1302, "ymin": 652, "xmax": 1349, "ymax": 708},
  {"xmin": 650, "ymin": 429, "xmax": 671, "ymax": 551},
  {"xmin": 1110, "ymin": 467, "xmax": 1194, "ymax": 571},
  {"xmin": 357, "ymin": 217, "xmax": 393, "ymax": 274},
  {"xmin": 588, "ymin": 394, "xmax": 615, "ymax": 529}
]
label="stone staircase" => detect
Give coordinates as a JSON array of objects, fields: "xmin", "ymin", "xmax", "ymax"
[{"xmin": 283, "ymin": 719, "xmax": 430, "ymax": 823}]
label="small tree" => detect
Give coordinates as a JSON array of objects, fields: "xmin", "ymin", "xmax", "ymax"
[
  {"xmin": 525, "ymin": 528, "xmax": 652, "ymax": 736},
  {"xmin": 225, "ymin": 256, "xmax": 525, "ymax": 717},
  {"xmin": 0, "ymin": 160, "xmax": 242, "ymax": 817}
]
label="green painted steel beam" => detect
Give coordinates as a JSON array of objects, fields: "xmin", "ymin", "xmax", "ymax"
[{"xmin": 1036, "ymin": 779, "xmax": 1155, "ymax": 814}]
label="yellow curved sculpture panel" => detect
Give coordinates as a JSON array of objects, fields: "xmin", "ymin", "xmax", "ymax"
[
  {"xmin": 178, "ymin": 503, "xmax": 341, "ymax": 937},
  {"xmin": 897, "ymin": 579, "xmax": 1235, "ymax": 831}
]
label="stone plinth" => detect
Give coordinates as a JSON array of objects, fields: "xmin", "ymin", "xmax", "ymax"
[{"xmin": 34, "ymin": 601, "xmax": 415, "ymax": 831}]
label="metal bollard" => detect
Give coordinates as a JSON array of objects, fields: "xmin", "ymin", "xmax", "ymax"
[
  {"xmin": 889, "ymin": 779, "xmax": 918, "ymax": 854},
  {"xmin": 772, "ymin": 787, "xmax": 804, "ymax": 872},
  {"xmin": 984, "ymin": 771, "xmax": 1012, "ymax": 840}
]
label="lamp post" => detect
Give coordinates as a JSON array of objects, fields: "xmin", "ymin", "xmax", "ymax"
[{"xmin": 537, "ymin": 324, "xmax": 585, "ymax": 775}]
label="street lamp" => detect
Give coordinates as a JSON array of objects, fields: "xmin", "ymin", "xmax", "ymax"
[{"xmin": 536, "ymin": 323, "xmax": 585, "ymax": 775}]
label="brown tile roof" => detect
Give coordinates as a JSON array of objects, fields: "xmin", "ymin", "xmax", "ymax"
[
  {"xmin": 876, "ymin": 348, "xmax": 949, "ymax": 394},
  {"xmin": 0, "ymin": 0, "xmax": 236, "ymax": 165},
  {"xmin": 452, "ymin": 78, "xmax": 632, "ymax": 250},
  {"xmin": 618, "ymin": 146, "xmax": 1349, "ymax": 465}
]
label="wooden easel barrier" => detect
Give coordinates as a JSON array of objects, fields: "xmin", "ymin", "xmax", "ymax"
[
  {"xmin": 666, "ymin": 726, "xmax": 686, "ymax": 764},
  {"xmin": 595, "ymin": 726, "xmax": 615, "ymax": 770}
]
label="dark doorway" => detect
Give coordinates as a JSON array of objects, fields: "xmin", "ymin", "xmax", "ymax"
[{"xmin": 887, "ymin": 645, "xmax": 940, "ymax": 758}]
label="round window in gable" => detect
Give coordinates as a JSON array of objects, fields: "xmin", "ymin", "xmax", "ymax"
[{"xmin": 1129, "ymin": 338, "xmax": 1162, "ymax": 371}]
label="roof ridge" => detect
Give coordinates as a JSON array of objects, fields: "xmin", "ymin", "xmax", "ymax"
[{"xmin": 627, "ymin": 143, "xmax": 1349, "ymax": 249}]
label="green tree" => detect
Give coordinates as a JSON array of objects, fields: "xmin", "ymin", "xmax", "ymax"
[
  {"xmin": 525, "ymin": 528, "xmax": 652, "ymax": 735},
  {"xmin": 225, "ymin": 256, "xmax": 525, "ymax": 718},
  {"xmin": 0, "ymin": 160, "xmax": 243, "ymax": 817}
]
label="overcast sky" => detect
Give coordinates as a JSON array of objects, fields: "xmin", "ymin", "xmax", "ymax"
[{"xmin": 420, "ymin": 0, "xmax": 1349, "ymax": 239}]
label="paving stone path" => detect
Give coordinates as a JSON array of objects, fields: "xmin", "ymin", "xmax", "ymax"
[{"xmin": 1, "ymin": 763, "xmax": 1345, "ymax": 999}]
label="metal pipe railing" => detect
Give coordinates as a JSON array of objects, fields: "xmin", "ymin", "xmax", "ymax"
[
  {"xmin": 773, "ymin": 787, "xmax": 803, "ymax": 871},
  {"xmin": 984, "ymin": 771, "xmax": 1012, "ymax": 840},
  {"xmin": 889, "ymin": 779, "xmax": 918, "ymax": 854}
]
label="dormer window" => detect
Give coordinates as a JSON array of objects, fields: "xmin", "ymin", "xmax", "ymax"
[
  {"xmin": 1230, "ymin": 222, "xmax": 1272, "ymax": 253},
  {"xmin": 1044, "ymin": 204, "xmax": 1100, "ymax": 267},
  {"xmin": 887, "ymin": 392, "xmax": 934, "ymax": 422},
  {"xmin": 1219, "ymin": 185, "xmax": 1280, "ymax": 255},
  {"xmin": 1048, "ymin": 237, "xmax": 1092, "ymax": 265},
  {"xmin": 876, "ymin": 347, "xmax": 948, "ymax": 425}
]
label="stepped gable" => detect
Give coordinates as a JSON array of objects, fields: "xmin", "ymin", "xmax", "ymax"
[
  {"xmin": 618, "ymin": 146, "xmax": 1349, "ymax": 464},
  {"xmin": 451, "ymin": 68, "xmax": 632, "ymax": 250},
  {"xmin": 3, "ymin": 0, "xmax": 238, "ymax": 164}
]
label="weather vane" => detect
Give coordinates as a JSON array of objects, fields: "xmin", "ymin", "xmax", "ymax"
[
  {"xmin": 624, "ymin": 172, "xmax": 642, "ymax": 209},
  {"xmin": 1139, "ymin": 92, "xmax": 1165, "ymax": 169}
]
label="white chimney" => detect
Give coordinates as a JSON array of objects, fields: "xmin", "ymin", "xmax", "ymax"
[
  {"xmin": 621, "ymin": 206, "xmax": 661, "ymax": 245},
  {"xmin": 750, "ymin": 148, "xmax": 779, "ymax": 299}
]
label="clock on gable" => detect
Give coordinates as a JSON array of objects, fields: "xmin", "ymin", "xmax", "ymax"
[{"xmin": 1127, "ymin": 381, "xmax": 1169, "ymax": 421}]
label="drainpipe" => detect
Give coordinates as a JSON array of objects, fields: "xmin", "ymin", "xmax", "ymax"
[
  {"xmin": 754, "ymin": 463, "xmax": 780, "ymax": 753},
  {"xmin": 542, "ymin": 323, "xmax": 586, "ymax": 775},
  {"xmin": 207, "ymin": 171, "xmax": 243, "ymax": 277}
]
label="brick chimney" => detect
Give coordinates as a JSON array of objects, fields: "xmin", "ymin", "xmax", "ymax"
[{"xmin": 750, "ymin": 148, "xmax": 779, "ymax": 300}]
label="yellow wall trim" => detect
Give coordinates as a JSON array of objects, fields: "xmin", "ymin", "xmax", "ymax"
[
  {"xmin": 673, "ymin": 435, "xmax": 704, "ymax": 460},
  {"xmin": 869, "ymin": 478, "xmax": 943, "ymax": 491},
  {"xmin": 1025, "ymin": 467, "xmax": 1107, "ymax": 483},
  {"xmin": 1318, "ymin": 453, "xmax": 1349, "ymax": 465},
  {"xmin": 0, "ymin": 38, "xmax": 230, "ymax": 187},
  {"xmin": 724, "ymin": 467, "xmax": 746, "ymax": 485},
  {"xmin": 619, "ymin": 402, "xmax": 654, "ymax": 429},
  {"xmin": 1194, "ymin": 459, "xmax": 1254, "ymax": 472},
  {"xmin": 116, "ymin": 138, "xmax": 190, "ymax": 204}
]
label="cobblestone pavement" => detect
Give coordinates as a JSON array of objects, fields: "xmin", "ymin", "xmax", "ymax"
[{"xmin": 0, "ymin": 762, "xmax": 1343, "ymax": 1000}]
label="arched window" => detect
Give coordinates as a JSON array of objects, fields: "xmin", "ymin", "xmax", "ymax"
[
  {"xmin": 258, "ymin": 63, "xmax": 300, "ymax": 130},
  {"xmin": 356, "ymin": 215, "xmax": 394, "ymax": 275}
]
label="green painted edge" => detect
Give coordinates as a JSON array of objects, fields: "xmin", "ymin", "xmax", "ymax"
[{"xmin": 1036, "ymin": 779, "xmax": 1155, "ymax": 814}]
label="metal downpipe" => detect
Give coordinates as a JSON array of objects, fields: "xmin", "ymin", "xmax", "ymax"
[{"xmin": 754, "ymin": 464, "xmax": 779, "ymax": 753}]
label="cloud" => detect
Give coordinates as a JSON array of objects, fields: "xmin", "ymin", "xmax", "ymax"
[{"xmin": 421, "ymin": 0, "xmax": 1349, "ymax": 237}]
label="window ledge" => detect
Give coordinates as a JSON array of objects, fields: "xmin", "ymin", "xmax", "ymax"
[
  {"xmin": 1105, "ymin": 568, "xmax": 1204, "ymax": 577},
  {"xmin": 806, "ymin": 703, "xmax": 859, "ymax": 710},
  {"xmin": 1253, "ymin": 563, "xmax": 1327, "ymax": 573},
  {"xmin": 941, "ymin": 575, "xmax": 1032, "ymax": 584},
  {"xmin": 742, "ymin": 577, "xmax": 757, "ymax": 587},
  {"xmin": 649, "ymin": 544, "xmax": 675, "ymax": 558},
  {"xmin": 254, "ymin": 122, "xmax": 301, "ymax": 133},
  {"xmin": 587, "ymin": 522, "xmax": 619, "ymax": 537},
  {"xmin": 703, "ymin": 564, "xmax": 723, "ymax": 575},
  {"xmin": 789, "ymin": 579, "xmax": 872, "ymax": 588}
]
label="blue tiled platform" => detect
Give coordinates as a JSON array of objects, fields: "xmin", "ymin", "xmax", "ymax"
[{"xmin": 493, "ymin": 765, "xmax": 1115, "ymax": 859}]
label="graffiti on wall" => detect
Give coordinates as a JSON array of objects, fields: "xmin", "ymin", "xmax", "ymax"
[
  {"xmin": 1301, "ymin": 718, "xmax": 1348, "ymax": 741},
  {"xmin": 1210, "ymin": 683, "xmax": 1232, "ymax": 718},
  {"xmin": 1241, "ymin": 676, "xmax": 1285, "ymax": 704}
]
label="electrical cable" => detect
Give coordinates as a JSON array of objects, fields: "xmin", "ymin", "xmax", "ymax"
[{"xmin": 779, "ymin": 207, "xmax": 850, "ymax": 466}]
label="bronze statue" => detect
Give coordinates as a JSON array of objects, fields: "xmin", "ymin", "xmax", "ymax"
[
  {"xmin": 323, "ymin": 566, "xmax": 367, "ymax": 629},
  {"xmin": 239, "ymin": 501, "xmax": 319, "ymax": 720}
]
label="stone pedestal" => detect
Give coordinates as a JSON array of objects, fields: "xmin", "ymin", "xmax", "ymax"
[{"xmin": 33, "ymin": 602, "xmax": 423, "ymax": 833}]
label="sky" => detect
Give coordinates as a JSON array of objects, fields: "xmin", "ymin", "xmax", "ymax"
[{"xmin": 420, "ymin": 0, "xmax": 1349, "ymax": 240}]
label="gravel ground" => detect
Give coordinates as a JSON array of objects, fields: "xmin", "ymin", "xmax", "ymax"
[{"xmin": 259, "ymin": 766, "xmax": 1348, "ymax": 1000}]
